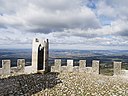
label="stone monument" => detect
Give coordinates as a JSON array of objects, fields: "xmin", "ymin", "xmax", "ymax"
[{"xmin": 32, "ymin": 38, "xmax": 49, "ymax": 73}]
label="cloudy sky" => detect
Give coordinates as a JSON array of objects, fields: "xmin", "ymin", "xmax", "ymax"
[{"xmin": 0, "ymin": 0, "xmax": 128, "ymax": 50}]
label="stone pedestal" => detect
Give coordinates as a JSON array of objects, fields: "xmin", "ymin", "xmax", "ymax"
[
  {"xmin": 113, "ymin": 61, "xmax": 121, "ymax": 75},
  {"xmin": 17, "ymin": 59, "xmax": 25, "ymax": 73},
  {"xmin": 67, "ymin": 60, "xmax": 73, "ymax": 72},
  {"xmin": 79, "ymin": 60, "xmax": 86, "ymax": 72},
  {"xmin": 54, "ymin": 59, "xmax": 61, "ymax": 72},
  {"xmin": 92, "ymin": 60, "xmax": 99, "ymax": 74},
  {"xmin": 2, "ymin": 60, "xmax": 11, "ymax": 75}
]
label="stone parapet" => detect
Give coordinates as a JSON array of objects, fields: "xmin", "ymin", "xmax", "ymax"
[
  {"xmin": 113, "ymin": 61, "xmax": 121, "ymax": 75},
  {"xmin": 2, "ymin": 60, "xmax": 11, "ymax": 75},
  {"xmin": 51, "ymin": 59, "xmax": 100, "ymax": 74},
  {"xmin": 92, "ymin": 60, "xmax": 100, "ymax": 74}
]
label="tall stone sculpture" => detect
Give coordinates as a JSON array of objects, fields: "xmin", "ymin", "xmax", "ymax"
[{"xmin": 32, "ymin": 38, "xmax": 49, "ymax": 73}]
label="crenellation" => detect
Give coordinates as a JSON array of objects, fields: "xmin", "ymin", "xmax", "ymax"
[
  {"xmin": 51, "ymin": 66, "xmax": 55, "ymax": 72},
  {"xmin": 2, "ymin": 60, "xmax": 11, "ymax": 75},
  {"xmin": 79, "ymin": 60, "xmax": 86, "ymax": 72},
  {"xmin": 0, "ymin": 38, "xmax": 127, "ymax": 77},
  {"xmin": 54, "ymin": 59, "xmax": 61, "ymax": 72},
  {"xmin": 92, "ymin": 60, "xmax": 100, "ymax": 74},
  {"xmin": 73, "ymin": 66, "xmax": 79, "ymax": 72},
  {"xmin": 61, "ymin": 66, "xmax": 68, "ymax": 72},
  {"xmin": 17, "ymin": 59, "xmax": 25, "ymax": 74},
  {"xmin": 51, "ymin": 59, "xmax": 100, "ymax": 74},
  {"xmin": 0, "ymin": 57, "xmax": 125, "ymax": 77},
  {"xmin": 113, "ymin": 61, "xmax": 121, "ymax": 75},
  {"xmin": 85, "ymin": 67, "xmax": 92, "ymax": 73},
  {"xmin": 67, "ymin": 60, "xmax": 73, "ymax": 72}
]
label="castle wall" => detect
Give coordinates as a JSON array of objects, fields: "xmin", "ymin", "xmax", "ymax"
[
  {"xmin": 92, "ymin": 60, "xmax": 100, "ymax": 74},
  {"xmin": 85, "ymin": 67, "xmax": 92, "ymax": 73},
  {"xmin": 54, "ymin": 59, "xmax": 61, "ymax": 72},
  {"xmin": 0, "ymin": 59, "xmax": 127, "ymax": 77},
  {"xmin": 79, "ymin": 60, "xmax": 86, "ymax": 72},
  {"xmin": 24, "ymin": 66, "xmax": 34, "ymax": 74},
  {"xmin": 67, "ymin": 60, "xmax": 73, "ymax": 72},
  {"xmin": 51, "ymin": 59, "xmax": 100, "ymax": 74},
  {"xmin": 17, "ymin": 59, "xmax": 25, "ymax": 74},
  {"xmin": 2, "ymin": 60, "xmax": 11, "ymax": 75},
  {"xmin": 113, "ymin": 61, "xmax": 121, "ymax": 75},
  {"xmin": 0, "ymin": 59, "xmax": 33, "ymax": 76},
  {"xmin": 0, "ymin": 38, "xmax": 128, "ymax": 77},
  {"xmin": 0, "ymin": 68, "xmax": 2, "ymax": 74}
]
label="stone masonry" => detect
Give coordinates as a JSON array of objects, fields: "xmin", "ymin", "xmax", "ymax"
[
  {"xmin": 32, "ymin": 38, "xmax": 49, "ymax": 73},
  {"xmin": 67, "ymin": 60, "xmax": 73, "ymax": 72},
  {"xmin": 17, "ymin": 59, "xmax": 25, "ymax": 74},
  {"xmin": 0, "ymin": 38, "xmax": 127, "ymax": 77},
  {"xmin": 51, "ymin": 59, "xmax": 100, "ymax": 74},
  {"xmin": 2, "ymin": 60, "xmax": 11, "ymax": 75},
  {"xmin": 79, "ymin": 60, "xmax": 86, "ymax": 72},
  {"xmin": 0, "ymin": 38, "xmax": 49, "ymax": 76},
  {"xmin": 113, "ymin": 61, "xmax": 121, "ymax": 75},
  {"xmin": 54, "ymin": 59, "xmax": 61, "ymax": 72},
  {"xmin": 92, "ymin": 60, "xmax": 100, "ymax": 74}
]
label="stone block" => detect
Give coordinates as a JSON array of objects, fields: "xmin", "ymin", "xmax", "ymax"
[
  {"xmin": 79, "ymin": 60, "xmax": 86, "ymax": 72},
  {"xmin": 61, "ymin": 66, "xmax": 68, "ymax": 72},
  {"xmin": 2, "ymin": 60, "xmax": 11, "ymax": 75},
  {"xmin": 54, "ymin": 59, "xmax": 61, "ymax": 72},
  {"xmin": 17, "ymin": 59, "xmax": 25, "ymax": 73},
  {"xmin": 113, "ymin": 61, "xmax": 121, "ymax": 75},
  {"xmin": 73, "ymin": 66, "xmax": 79, "ymax": 72},
  {"xmin": 51, "ymin": 66, "xmax": 55, "ymax": 72},
  {"xmin": 121, "ymin": 70, "xmax": 128, "ymax": 76},
  {"xmin": 85, "ymin": 67, "xmax": 92, "ymax": 73},
  {"xmin": 67, "ymin": 60, "xmax": 73, "ymax": 72},
  {"xmin": 92, "ymin": 60, "xmax": 99, "ymax": 74}
]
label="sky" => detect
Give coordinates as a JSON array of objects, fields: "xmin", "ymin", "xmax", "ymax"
[{"xmin": 0, "ymin": 0, "xmax": 128, "ymax": 50}]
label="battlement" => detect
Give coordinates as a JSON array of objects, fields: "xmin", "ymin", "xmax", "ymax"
[
  {"xmin": 51, "ymin": 59, "xmax": 128, "ymax": 76},
  {"xmin": 0, "ymin": 38, "xmax": 128, "ymax": 77},
  {"xmin": 0, "ymin": 59, "xmax": 28, "ymax": 76},
  {"xmin": 0, "ymin": 59, "xmax": 128, "ymax": 77},
  {"xmin": 51, "ymin": 59, "xmax": 100, "ymax": 74},
  {"xmin": 0, "ymin": 37, "xmax": 49, "ymax": 76},
  {"xmin": 0, "ymin": 59, "xmax": 47, "ymax": 76}
]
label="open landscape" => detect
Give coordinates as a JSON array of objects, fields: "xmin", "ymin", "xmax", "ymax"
[
  {"xmin": 0, "ymin": 0, "xmax": 128, "ymax": 95},
  {"xmin": 0, "ymin": 49, "xmax": 128, "ymax": 76}
]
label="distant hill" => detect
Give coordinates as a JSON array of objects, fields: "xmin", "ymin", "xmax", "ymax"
[{"xmin": 0, "ymin": 49, "xmax": 128, "ymax": 68}]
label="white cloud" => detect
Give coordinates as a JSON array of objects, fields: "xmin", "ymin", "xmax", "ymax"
[
  {"xmin": 97, "ymin": 1, "xmax": 116, "ymax": 18},
  {"xmin": 0, "ymin": 0, "xmax": 100, "ymax": 33},
  {"xmin": 0, "ymin": 0, "xmax": 128, "ymax": 49}
]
